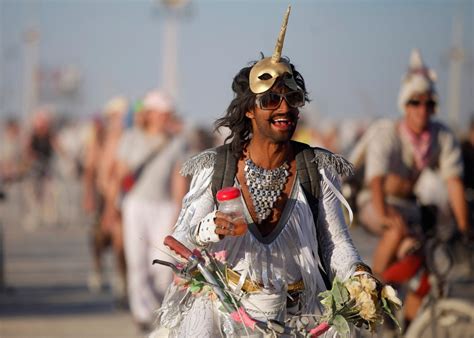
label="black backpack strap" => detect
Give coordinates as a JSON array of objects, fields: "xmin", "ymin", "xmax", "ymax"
[
  {"xmin": 293, "ymin": 141, "xmax": 320, "ymax": 199},
  {"xmin": 211, "ymin": 144, "xmax": 238, "ymax": 203},
  {"xmin": 292, "ymin": 141, "xmax": 331, "ymax": 289}
]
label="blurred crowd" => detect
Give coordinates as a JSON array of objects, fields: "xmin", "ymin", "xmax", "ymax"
[
  {"xmin": 1, "ymin": 76, "xmax": 473, "ymax": 333},
  {"xmin": 0, "ymin": 89, "xmax": 217, "ymax": 329}
]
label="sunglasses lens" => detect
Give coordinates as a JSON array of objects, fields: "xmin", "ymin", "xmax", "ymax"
[
  {"xmin": 407, "ymin": 99, "xmax": 436, "ymax": 109},
  {"xmin": 408, "ymin": 100, "xmax": 421, "ymax": 106},
  {"xmin": 259, "ymin": 92, "xmax": 282, "ymax": 109},
  {"xmin": 286, "ymin": 91, "xmax": 305, "ymax": 108},
  {"xmin": 257, "ymin": 90, "xmax": 305, "ymax": 110}
]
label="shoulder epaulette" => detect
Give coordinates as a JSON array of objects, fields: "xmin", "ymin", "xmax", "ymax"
[
  {"xmin": 311, "ymin": 147, "xmax": 354, "ymax": 177},
  {"xmin": 180, "ymin": 148, "xmax": 217, "ymax": 177}
]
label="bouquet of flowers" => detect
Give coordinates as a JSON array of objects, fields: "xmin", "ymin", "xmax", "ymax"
[{"xmin": 313, "ymin": 274, "xmax": 402, "ymax": 336}]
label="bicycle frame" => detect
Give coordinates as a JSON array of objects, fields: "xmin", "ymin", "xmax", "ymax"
[{"xmin": 383, "ymin": 228, "xmax": 461, "ymax": 336}]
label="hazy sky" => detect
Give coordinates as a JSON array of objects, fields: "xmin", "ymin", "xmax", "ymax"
[{"xmin": 1, "ymin": 0, "xmax": 473, "ymax": 129}]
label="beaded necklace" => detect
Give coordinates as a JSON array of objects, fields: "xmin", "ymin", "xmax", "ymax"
[{"xmin": 244, "ymin": 156, "xmax": 289, "ymax": 223}]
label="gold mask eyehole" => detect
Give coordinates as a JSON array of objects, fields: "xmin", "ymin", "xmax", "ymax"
[{"xmin": 258, "ymin": 73, "xmax": 272, "ymax": 80}]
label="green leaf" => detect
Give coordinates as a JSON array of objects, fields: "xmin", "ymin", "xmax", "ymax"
[
  {"xmin": 331, "ymin": 314, "xmax": 350, "ymax": 337},
  {"xmin": 331, "ymin": 295, "xmax": 337, "ymax": 314},
  {"xmin": 340, "ymin": 283, "xmax": 349, "ymax": 303},
  {"xmin": 320, "ymin": 293, "xmax": 334, "ymax": 310},
  {"xmin": 194, "ymin": 274, "xmax": 206, "ymax": 282},
  {"xmin": 319, "ymin": 290, "xmax": 332, "ymax": 299},
  {"xmin": 381, "ymin": 298, "xmax": 401, "ymax": 331},
  {"xmin": 189, "ymin": 284, "xmax": 202, "ymax": 293},
  {"xmin": 331, "ymin": 279, "xmax": 345, "ymax": 309}
]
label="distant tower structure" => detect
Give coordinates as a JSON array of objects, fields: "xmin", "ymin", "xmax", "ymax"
[
  {"xmin": 155, "ymin": 0, "xmax": 192, "ymax": 102},
  {"xmin": 22, "ymin": 28, "xmax": 40, "ymax": 123},
  {"xmin": 446, "ymin": 17, "xmax": 464, "ymax": 132}
]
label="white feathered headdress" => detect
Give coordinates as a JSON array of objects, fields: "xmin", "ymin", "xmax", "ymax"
[{"xmin": 398, "ymin": 49, "xmax": 437, "ymax": 114}]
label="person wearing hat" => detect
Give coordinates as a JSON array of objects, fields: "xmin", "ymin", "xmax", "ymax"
[
  {"xmin": 109, "ymin": 90, "xmax": 189, "ymax": 332},
  {"xmin": 353, "ymin": 49, "xmax": 470, "ymax": 325},
  {"xmin": 154, "ymin": 7, "xmax": 372, "ymax": 337}
]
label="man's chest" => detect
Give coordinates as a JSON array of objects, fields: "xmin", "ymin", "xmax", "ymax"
[
  {"xmin": 389, "ymin": 134, "xmax": 441, "ymax": 175},
  {"xmin": 235, "ymin": 158, "xmax": 297, "ymax": 237}
]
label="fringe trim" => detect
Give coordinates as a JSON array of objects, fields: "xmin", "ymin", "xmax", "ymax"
[
  {"xmin": 180, "ymin": 149, "xmax": 217, "ymax": 177},
  {"xmin": 311, "ymin": 148, "xmax": 354, "ymax": 177}
]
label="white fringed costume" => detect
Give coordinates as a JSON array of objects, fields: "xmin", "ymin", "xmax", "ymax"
[{"xmin": 154, "ymin": 148, "xmax": 364, "ymax": 337}]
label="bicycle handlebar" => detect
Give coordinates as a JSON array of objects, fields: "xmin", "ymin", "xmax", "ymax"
[{"xmin": 164, "ymin": 235, "xmax": 194, "ymax": 260}]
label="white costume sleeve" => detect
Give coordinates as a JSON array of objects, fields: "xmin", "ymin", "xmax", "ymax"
[
  {"xmin": 172, "ymin": 166, "xmax": 216, "ymax": 248},
  {"xmin": 317, "ymin": 168, "xmax": 362, "ymax": 281}
]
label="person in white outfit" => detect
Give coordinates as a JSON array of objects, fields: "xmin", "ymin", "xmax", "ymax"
[
  {"xmin": 114, "ymin": 90, "xmax": 188, "ymax": 332},
  {"xmin": 351, "ymin": 49, "xmax": 470, "ymax": 327},
  {"xmin": 153, "ymin": 7, "xmax": 374, "ymax": 337}
]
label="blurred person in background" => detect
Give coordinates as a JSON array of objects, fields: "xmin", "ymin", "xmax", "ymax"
[
  {"xmin": 111, "ymin": 90, "xmax": 188, "ymax": 332},
  {"xmin": 186, "ymin": 126, "xmax": 216, "ymax": 155},
  {"xmin": 82, "ymin": 114, "xmax": 109, "ymax": 293},
  {"xmin": 24, "ymin": 106, "xmax": 61, "ymax": 229},
  {"xmin": 0, "ymin": 118, "xmax": 25, "ymax": 222},
  {"xmin": 92, "ymin": 96, "xmax": 129, "ymax": 304},
  {"xmin": 461, "ymin": 116, "xmax": 474, "ymax": 225},
  {"xmin": 55, "ymin": 116, "xmax": 85, "ymax": 227},
  {"xmin": 0, "ymin": 118, "xmax": 24, "ymax": 183},
  {"xmin": 351, "ymin": 49, "xmax": 470, "ymax": 327}
]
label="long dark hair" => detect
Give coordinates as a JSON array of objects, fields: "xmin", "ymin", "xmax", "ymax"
[{"xmin": 214, "ymin": 57, "xmax": 309, "ymax": 157}]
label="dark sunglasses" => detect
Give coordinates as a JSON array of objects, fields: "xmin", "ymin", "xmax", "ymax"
[
  {"xmin": 256, "ymin": 90, "xmax": 305, "ymax": 110},
  {"xmin": 407, "ymin": 99, "xmax": 437, "ymax": 109}
]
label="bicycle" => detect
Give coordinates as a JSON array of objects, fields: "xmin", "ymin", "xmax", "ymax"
[
  {"xmin": 382, "ymin": 209, "xmax": 474, "ymax": 338},
  {"xmin": 154, "ymin": 235, "xmax": 334, "ymax": 337}
]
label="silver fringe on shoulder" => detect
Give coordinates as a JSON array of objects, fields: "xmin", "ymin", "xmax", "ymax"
[
  {"xmin": 180, "ymin": 149, "xmax": 217, "ymax": 177},
  {"xmin": 311, "ymin": 148, "xmax": 354, "ymax": 177}
]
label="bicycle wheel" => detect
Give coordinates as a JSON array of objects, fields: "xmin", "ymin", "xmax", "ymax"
[{"xmin": 405, "ymin": 299, "xmax": 474, "ymax": 338}]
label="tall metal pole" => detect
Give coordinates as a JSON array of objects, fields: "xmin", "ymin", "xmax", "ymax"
[
  {"xmin": 0, "ymin": 2, "xmax": 3, "ymax": 118},
  {"xmin": 162, "ymin": 12, "xmax": 178, "ymax": 100},
  {"xmin": 446, "ymin": 17, "xmax": 464, "ymax": 132},
  {"xmin": 157, "ymin": 0, "xmax": 191, "ymax": 102},
  {"xmin": 22, "ymin": 28, "xmax": 39, "ymax": 124}
]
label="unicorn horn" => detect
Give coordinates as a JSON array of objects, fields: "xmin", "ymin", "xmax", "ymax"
[{"xmin": 271, "ymin": 5, "xmax": 291, "ymax": 63}]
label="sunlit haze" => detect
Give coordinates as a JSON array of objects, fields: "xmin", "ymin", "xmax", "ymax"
[{"xmin": 1, "ymin": 0, "xmax": 473, "ymax": 129}]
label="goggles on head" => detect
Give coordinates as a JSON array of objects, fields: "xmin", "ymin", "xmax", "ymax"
[
  {"xmin": 249, "ymin": 6, "xmax": 300, "ymax": 95},
  {"xmin": 256, "ymin": 90, "xmax": 305, "ymax": 110}
]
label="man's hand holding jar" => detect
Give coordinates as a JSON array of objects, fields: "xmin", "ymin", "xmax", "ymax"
[
  {"xmin": 214, "ymin": 187, "xmax": 248, "ymax": 237},
  {"xmin": 195, "ymin": 187, "xmax": 248, "ymax": 245}
]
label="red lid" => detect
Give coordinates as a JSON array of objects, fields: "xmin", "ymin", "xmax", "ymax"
[{"xmin": 216, "ymin": 187, "xmax": 241, "ymax": 201}]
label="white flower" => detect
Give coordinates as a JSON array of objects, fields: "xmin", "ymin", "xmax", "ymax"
[
  {"xmin": 381, "ymin": 285, "xmax": 402, "ymax": 309},
  {"xmin": 359, "ymin": 274, "xmax": 377, "ymax": 294},
  {"xmin": 345, "ymin": 279, "xmax": 363, "ymax": 299},
  {"xmin": 356, "ymin": 291, "xmax": 377, "ymax": 321},
  {"xmin": 359, "ymin": 302, "xmax": 377, "ymax": 321}
]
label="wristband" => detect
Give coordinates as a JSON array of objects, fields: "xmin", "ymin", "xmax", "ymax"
[
  {"xmin": 354, "ymin": 262, "xmax": 372, "ymax": 274},
  {"xmin": 196, "ymin": 211, "xmax": 220, "ymax": 245}
]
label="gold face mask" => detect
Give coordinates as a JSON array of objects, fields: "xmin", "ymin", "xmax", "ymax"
[{"xmin": 249, "ymin": 6, "xmax": 299, "ymax": 94}]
